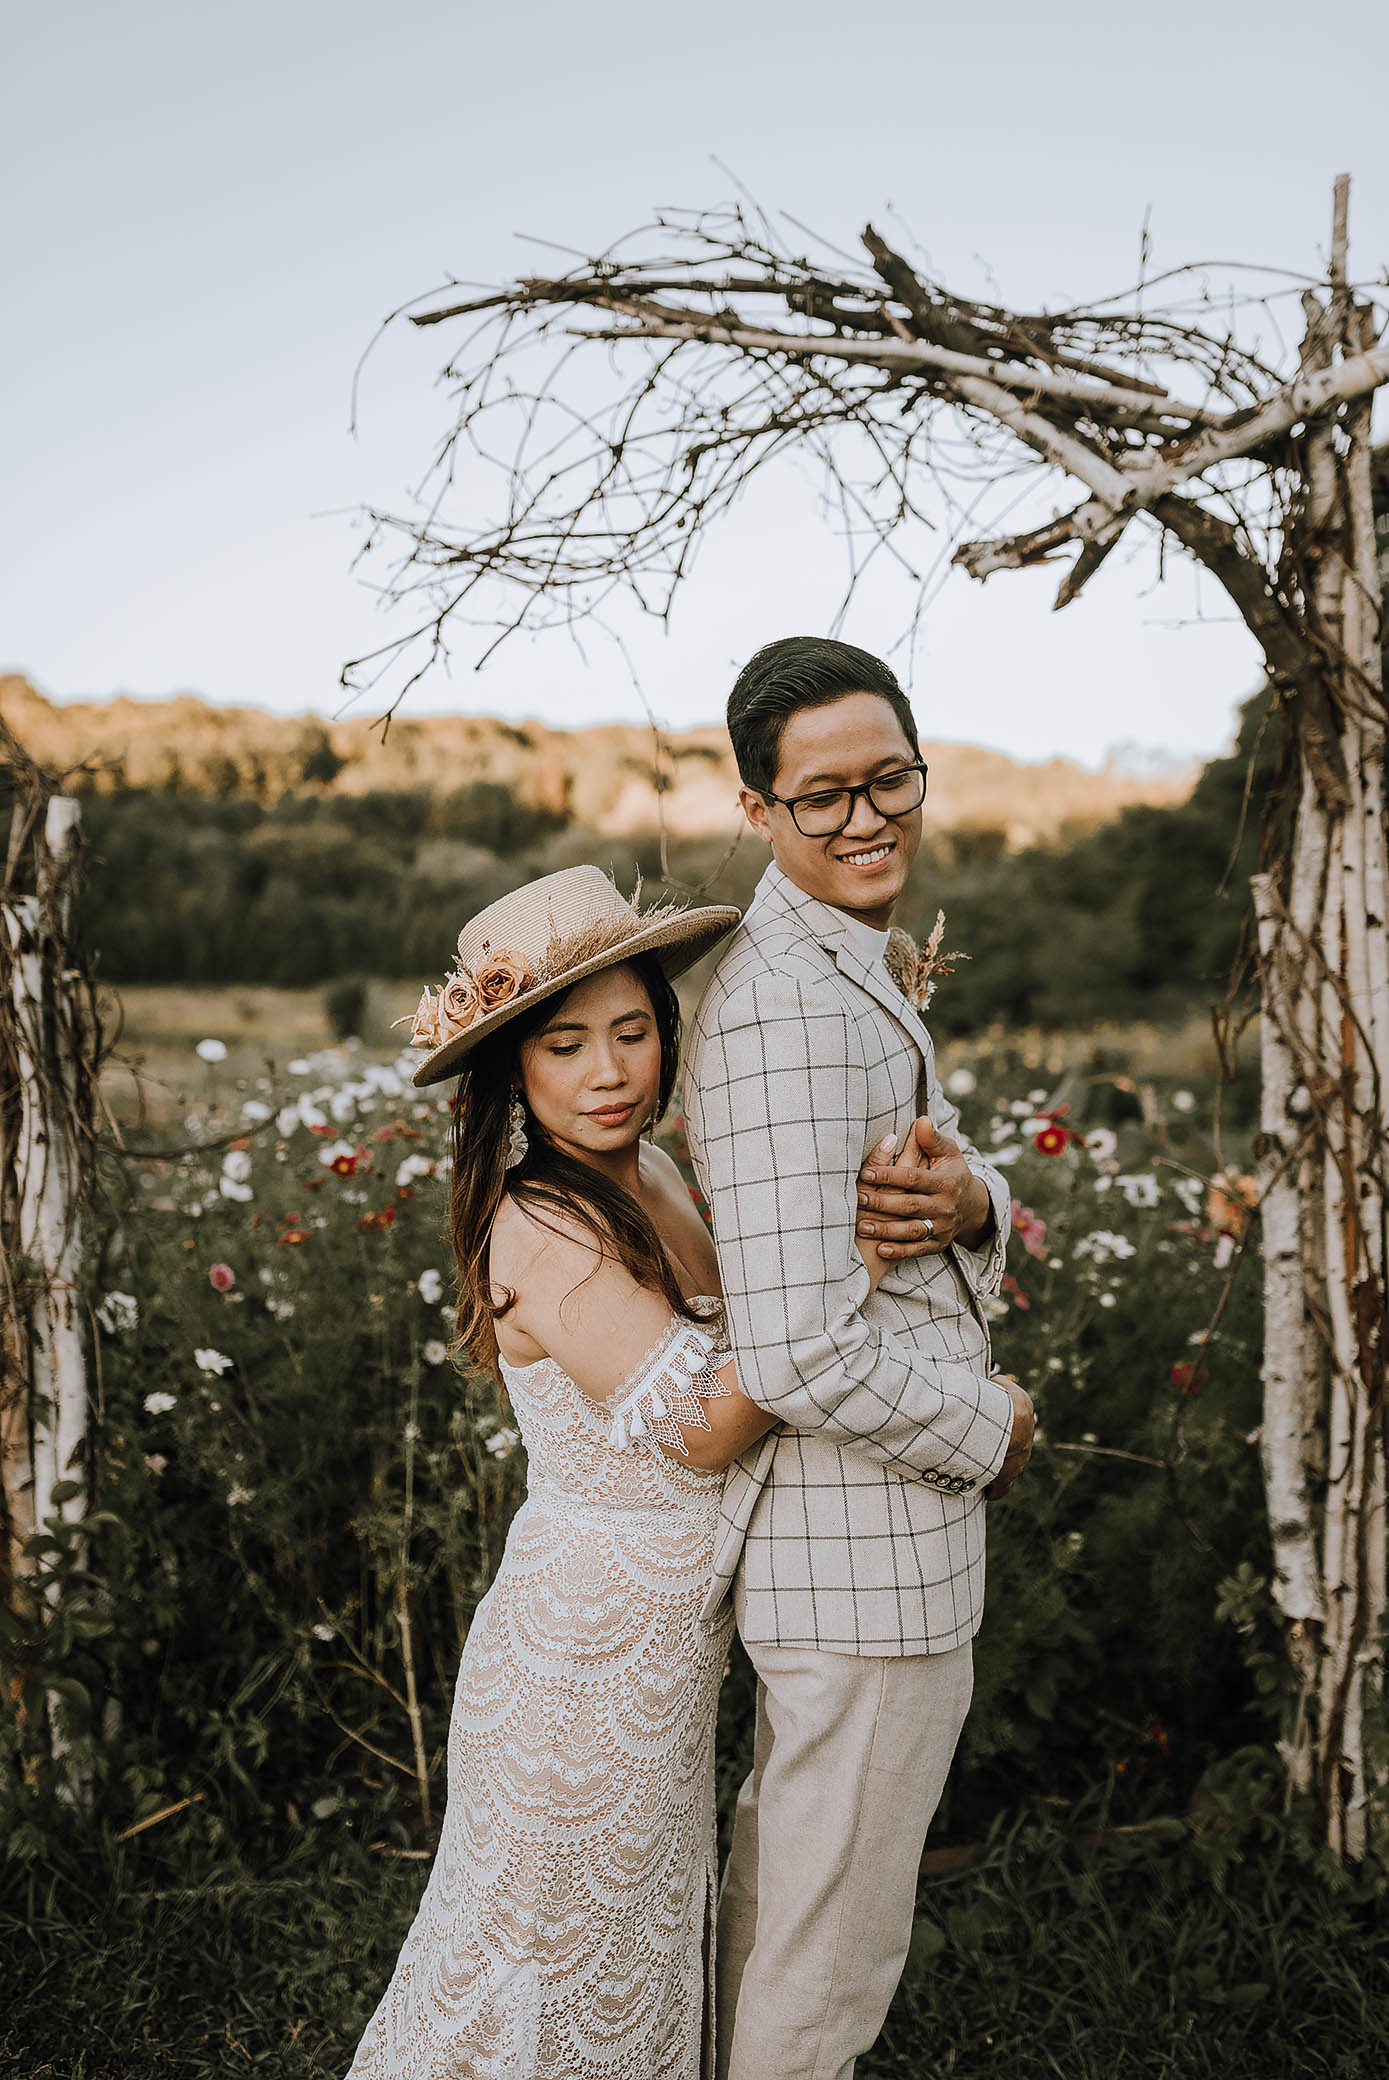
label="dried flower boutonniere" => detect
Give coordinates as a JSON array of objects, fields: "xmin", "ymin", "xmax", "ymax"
[{"xmin": 884, "ymin": 909, "xmax": 968, "ymax": 1011}]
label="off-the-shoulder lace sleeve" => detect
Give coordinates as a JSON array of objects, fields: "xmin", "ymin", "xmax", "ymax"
[{"xmin": 606, "ymin": 1316, "xmax": 733, "ymax": 1457}]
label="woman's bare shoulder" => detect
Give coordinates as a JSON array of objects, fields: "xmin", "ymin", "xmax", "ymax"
[{"xmin": 489, "ymin": 1191, "xmax": 604, "ymax": 1285}]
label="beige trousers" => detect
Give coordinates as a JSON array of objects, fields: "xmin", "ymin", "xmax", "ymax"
[{"xmin": 715, "ymin": 1638, "xmax": 973, "ymax": 2080}]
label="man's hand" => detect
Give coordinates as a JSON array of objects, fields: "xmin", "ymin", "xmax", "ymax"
[
  {"xmin": 855, "ymin": 1115, "xmax": 994, "ymax": 1260},
  {"xmin": 986, "ymin": 1377, "xmax": 1035, "ymax": 1500}
]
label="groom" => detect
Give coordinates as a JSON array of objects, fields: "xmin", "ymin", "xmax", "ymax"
[{"xmin": 685, "ymin": 635, "xmax": 1034, "ymax": 2080}]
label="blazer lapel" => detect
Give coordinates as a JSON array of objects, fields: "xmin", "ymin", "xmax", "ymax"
[{"xmin": 833, "ymin": 937, "xmax": 933, "ymax": 1066}]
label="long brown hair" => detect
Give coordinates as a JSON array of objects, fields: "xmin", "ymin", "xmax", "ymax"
[{"xmin": 448, "ymin": 954, "xmax": 709, "ymax": 1373}]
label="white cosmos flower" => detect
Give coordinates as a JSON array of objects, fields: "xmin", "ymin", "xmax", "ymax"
[
  {"xmin": 1116, "ymin": 1173, "xmax": 1161, "ymax": 1209},
  {"xmin": 195, "ymin": 1347, "xmax": 233, "ymax": 1376},
  {"xmin": 329, "ymin": 1089, "xmax": 357, "ymax": 1122},
  {"xmin": 219, "ymin": 1178, "xmax": 253, "ymax": 1202},
  {"xmin": 288, "ymin": 1058, "xmax": 311, "ymax": 1076},
  {"xmin": 417, "ymin": 1268, "xmax": 444, "ymax": 1305},
  {"xmin": 484, "ymin": 1427, "xmax": 520, "ymax": 1459},
  {"xmin": 240, "ymin": 1100, "xmax": 273, "ymax": 1124},
  {"xmin": 275, "ymin": 1106, "xmax": 300, "ymax": 1137},
  {"xmin": 944, "ymin": 1067, "xmax": 977, "ymax": 1098},
  {"xmin": 1083, "ymin": 1128, "xmax": 1118, "ymax": 1162},
  {"xmin": 96, "ymin": 1291, "xmax": 139, "ymax": 1333},
  {"xmin": 1009, "ymin": 1099, "xmax": 1033, "ymax": 1117},
  {"xmin": 222, "ymin": 1150, "xmax": 252, "ymax": 1183},
  {"xmin": 396, "ymin": 1153, "xmax": 435, "ymax": 1189},
  {"xmin": 1172, "ymin": 1176, "xmax": 1205, "ymax": 1215},
  {"xmin": 195, "ymin": 1038, "xmax": 228, "ymax": 1063},
  {"xmin": 423, "ymin": 1339, "xmax": 449, "ymax": 1367},
  {"xmin": 144, "ymin": 1391, "xmax": 177, "ymax": 1415},
  {"xmin": 1074, "ymin": 1231, "xmax": 1137, "ymax": 1264},
  {"xmin": 989, "ymin": 1146, "xmax": 1023, "ymax": 1166},
  {"xmin": 297, "ymin": 1101, "xmax": 329, "ymax": 1131}
]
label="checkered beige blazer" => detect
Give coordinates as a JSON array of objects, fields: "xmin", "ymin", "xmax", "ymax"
[{"xmin": 684, "ymin": 863, "xmax": 1015, "ymax": 1654}]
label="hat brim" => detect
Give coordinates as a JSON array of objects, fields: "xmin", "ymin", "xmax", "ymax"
[{"xmin": 409, "ymin": 904, "xmax": 740, "ymax": 1086}]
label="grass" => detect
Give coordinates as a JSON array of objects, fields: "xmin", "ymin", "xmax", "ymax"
[{"xmin": 4, "ymin": 1824, "xmax": 1385, "ymax": 2079}]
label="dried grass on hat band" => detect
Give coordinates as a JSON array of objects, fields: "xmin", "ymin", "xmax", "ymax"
[{"xmin": 401, "ymin": 865, "xmax": 739, "ymax": 1087}]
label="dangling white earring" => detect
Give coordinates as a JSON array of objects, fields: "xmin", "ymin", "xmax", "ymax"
[{"xmin": 505, "ymin": 1093, "xmax": 529, "ymax": 1170}]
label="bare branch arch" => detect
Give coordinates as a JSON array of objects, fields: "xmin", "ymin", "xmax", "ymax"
[{"xmin": 351, "ymin": 183, "xmax": 1388, "ymax": 1858}]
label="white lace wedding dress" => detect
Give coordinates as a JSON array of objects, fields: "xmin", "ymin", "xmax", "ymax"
[{"xmin": 347, "ymin": 1312, "xmax": 734, "ymax": 2080}]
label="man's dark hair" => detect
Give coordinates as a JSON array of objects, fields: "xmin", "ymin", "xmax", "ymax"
[{"xmin": 726, "ymin": 635, "xmax": 921, "ymax": 794}]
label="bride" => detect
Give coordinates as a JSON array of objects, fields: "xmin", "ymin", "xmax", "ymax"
[{"xmin": 347, "ymin": 867, "xmax": 892, "ymax": 2080}]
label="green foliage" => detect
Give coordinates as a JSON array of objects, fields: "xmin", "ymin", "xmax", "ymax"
[
  {"xmin": 905, "ymin": 1048, "xmax": 1273, "ymax": 1837},
  {"xmin": 874, "ymin": 1801, "xmax": 1389, "ymax": 2077},
  {"xmin": 4, "ymin": 1052, "xmax": 526, "ymax": 1859},
  {"xmin": 2, "ymin": 1034, "xmax": 1283, "ymax": 1871},
  {"xmin": 3, "ymin": 1811, "xmax": 1386, "ymax": 2077}
]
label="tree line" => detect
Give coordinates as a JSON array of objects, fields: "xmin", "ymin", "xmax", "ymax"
[{"xmin": 63, "ymin": 693, "xmax": 1285, "ymax": 1032}]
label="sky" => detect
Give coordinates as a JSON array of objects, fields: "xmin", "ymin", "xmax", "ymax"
[{"xmin": 5, "ymin": 0, "xmax": 1387, "ymax": 769}]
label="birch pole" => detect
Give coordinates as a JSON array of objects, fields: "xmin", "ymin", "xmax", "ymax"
[
  {"xmin": 2, "ymin": 780, "xmax": 94, "ymax": 1697},
  {"xmin": 1244, "ymin": 190, "xmax": 1389, "ymax": 1858}
]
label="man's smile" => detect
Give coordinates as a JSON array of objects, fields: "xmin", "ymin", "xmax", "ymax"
[{"xmin": 835, "ymin": 841, "xmax": 896, "ymax": 870}]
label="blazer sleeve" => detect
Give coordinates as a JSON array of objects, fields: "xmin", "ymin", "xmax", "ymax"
[{"xmin": 686, "ymin": 970, "xmax": 1014, "ymax": 1489}]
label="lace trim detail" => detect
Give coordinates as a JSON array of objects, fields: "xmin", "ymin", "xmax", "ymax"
[{"xmin": 607, "ymin": 1317, "xmax": 733, "ymax": 1457}]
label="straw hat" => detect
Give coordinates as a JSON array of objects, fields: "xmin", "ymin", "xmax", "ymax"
[{"xmin": 403, "ymin": 866, "xmax": 740, "ymax": 1086}]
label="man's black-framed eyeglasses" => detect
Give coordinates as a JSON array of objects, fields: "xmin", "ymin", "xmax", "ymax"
[{"xmin": 760, "ymin": 761, "xmax": 929, "ymax": 838}]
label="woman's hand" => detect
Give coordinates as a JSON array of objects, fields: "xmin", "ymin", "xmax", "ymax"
[
  {"xmin": 856, "ymin": 1117, "xmax": 993, "ymax": 1260},
  {"xmin": 985, "ymin": 1374, "xmax": 1035, "ymax": 1499}
]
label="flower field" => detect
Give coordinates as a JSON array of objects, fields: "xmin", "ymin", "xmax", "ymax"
[
  {"xmin": 0, "ymin": 1021, "xmax": 1279, "ymax": 1877},
  {"xmin": 14, "ymin": 1026, "xmax": 1389, "ymax": 2079}
]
